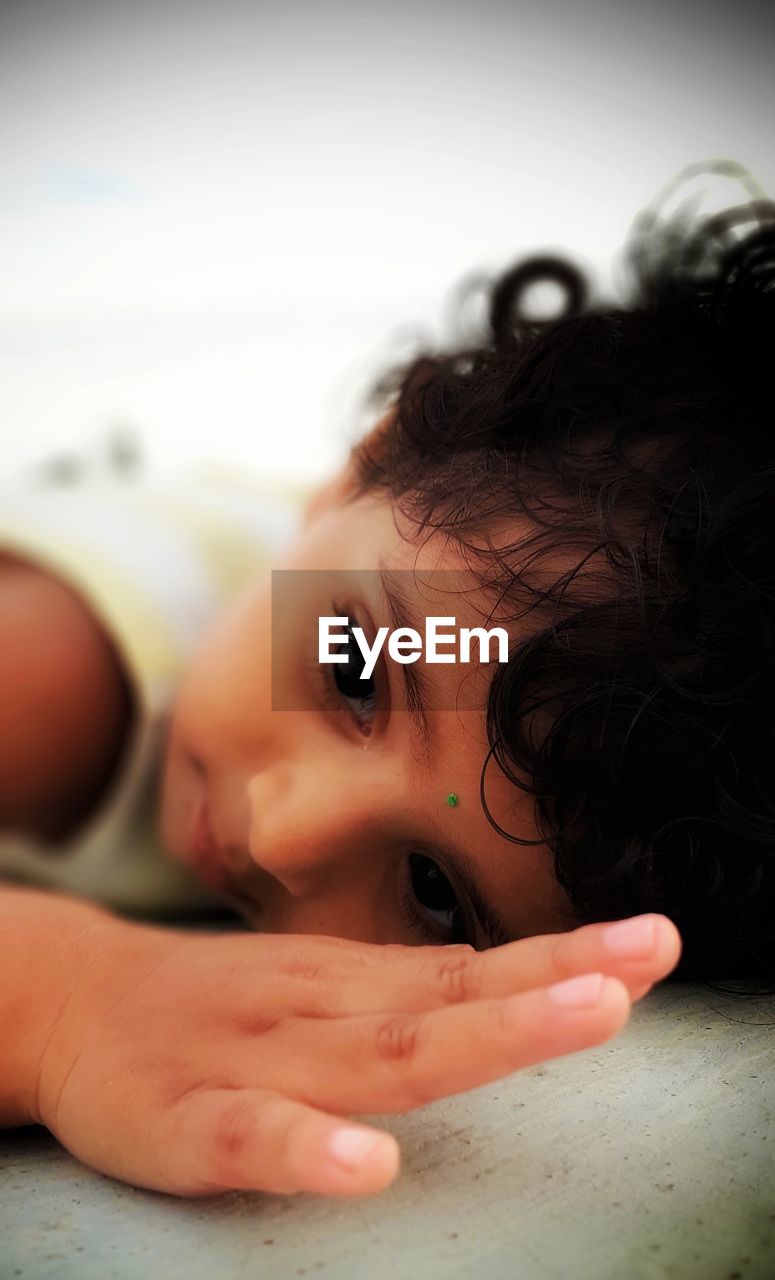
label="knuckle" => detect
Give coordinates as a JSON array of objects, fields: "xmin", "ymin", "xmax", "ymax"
[
  {"xmin": 208, "ymin": 1091, "xmax": 302, "ymax": 1194},
  {"xmin": 280, "ymin": 948, "xmax": 325, "ymax": 984},
  {"xmin": 375, "ymin": 1013, "xmax": 423, "ymax": 1065},
  {"xmin": 496, "ymin": 995, "xmax": 522, "ymax": 1037},
  {"xmin": 210, "ymin": 1094, "xmax": 255, "ymax": 1173},
  {"xmin": 546, "ymin": 932, "xmax": 573, "ymax": 982},
  {"xmin": 433, "ymin": 952, "xmax": 480, "ymax": 1004},
  {"xmin": 236, "ymin": 1010, "xmax": 283, "ymax": 1038},
  {"xmin": 279, "ymin": 957, "xmax": 321, "ymax": 983},
  {"xmin": 361, "ymin": 941, "xmax": 403, "ymax": 969}
]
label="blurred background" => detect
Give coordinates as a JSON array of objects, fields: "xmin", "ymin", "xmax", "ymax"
[{"xmin": 1, "ymin": 0, "xmax": 774, "ymax": 488}]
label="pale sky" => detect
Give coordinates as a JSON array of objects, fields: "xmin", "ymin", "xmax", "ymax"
[{"xmin": 1, "ymin": 0, "xmax": 773, "ymax": 485}]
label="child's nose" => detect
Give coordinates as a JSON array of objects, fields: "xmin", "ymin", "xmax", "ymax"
[{"xmin": 244, "ymin": 758, "xmax": 392, "ymax": 897}]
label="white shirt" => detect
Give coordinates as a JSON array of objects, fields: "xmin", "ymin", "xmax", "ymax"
[{"xmin": 0, "ymin": 462, "xmax": 305, "ymax": 915}]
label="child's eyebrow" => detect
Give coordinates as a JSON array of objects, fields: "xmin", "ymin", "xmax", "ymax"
[{"xmin": 422, "ymin": 831, "xmax": 516, "ymax": 949}]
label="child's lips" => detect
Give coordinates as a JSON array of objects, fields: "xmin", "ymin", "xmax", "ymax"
[
  {"xmin": 190, "ymin": 798, "xmax": 263, "ymax": 917},
  {"xmin": 190, "ymin": 799, "xmax": 238, "ymax": 896}
]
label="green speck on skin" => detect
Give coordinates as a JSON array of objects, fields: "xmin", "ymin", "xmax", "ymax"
[{"xmin": 446, "ymin": 793, "xmax": 459, "ymax": 808}]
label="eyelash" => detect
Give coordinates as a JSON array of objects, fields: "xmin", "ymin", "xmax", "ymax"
[
  {"xmin": 311, "ymin": 599, "xmax": 379, "ymax": 736},
  {"xmin": 398, "ymin": 879, "xmax": 470, "ymax": 947},
  {"xmin": 312, "ymin": 658, "xmax": 374, "ymax": 733}
]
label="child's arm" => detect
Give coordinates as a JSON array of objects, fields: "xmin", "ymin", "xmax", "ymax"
[
  {"xmin": 0, "ymin": 884, "xmax": 112, "ymax": 1125},
  {"xmin": 0, "ymin": 547, "xmax": 137, "ymax": 1124},
  {"xmin": 1, "ymin": 882, "xmax": 680, "ymax": 1198},
  {"xmin": 0, "ymin": 551, "xmax": 132, "ymax": 843}
]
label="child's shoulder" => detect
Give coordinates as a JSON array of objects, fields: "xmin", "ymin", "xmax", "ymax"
[{"xmin": 0, "ymin": 552, "xmax": 132, "ymax": 844}]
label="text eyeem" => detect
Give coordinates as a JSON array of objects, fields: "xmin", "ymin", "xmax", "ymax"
[{"xmin": 319, "ymin": 616, "xmax": 509, "ymax": 680}]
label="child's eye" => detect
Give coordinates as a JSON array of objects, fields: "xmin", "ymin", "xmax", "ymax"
[
  {"xmin": 401, "ymin": 852, "xmax": 470, "ymax": 945},
  {"xmin": 330, "ymin": 624, "xmax": 378, "ymax": 731}
]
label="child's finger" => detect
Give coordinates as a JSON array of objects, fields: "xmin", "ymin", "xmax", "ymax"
[
  {"xmin": 160, "ymin": 1086, "xmax": 400, "ymax": 1197},
  {"xmin": 448, "ymin": 913, "xmax": 681, "ymax": 1002},
  {"xmin": 283, "ymin": 914, "xmax": 679, "ymax": 1018},
  {"xmin": 273, "ymin": 971, "xmax": 631, "ymax": 1116}
]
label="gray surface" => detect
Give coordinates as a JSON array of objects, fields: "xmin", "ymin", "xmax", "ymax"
[{"xmin": 2, "ymin": 980, "xmax": 773, "ymax": 1280}]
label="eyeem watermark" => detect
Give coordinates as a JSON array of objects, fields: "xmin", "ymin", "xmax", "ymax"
[
  {"xmin": 271, "ymin": 569, "xmax": 514, "ymax": 712},
  {"xmin": 319, "ymin": 616, "xmax": 509, "ymax": 679}
]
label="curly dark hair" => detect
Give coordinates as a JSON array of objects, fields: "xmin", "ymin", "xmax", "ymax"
[{"xmin": 352, "ymin": 161, "xmax": 775, "ymax": 985}]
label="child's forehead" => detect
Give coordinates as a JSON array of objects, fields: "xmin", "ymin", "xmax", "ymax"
[
  {"xmin": 381, "ymin": 514, "xmax": 523, "ymax": 621},
  {"xmin": 340, "ymin": 487, "xmax": 591, "ymax": 628},
  {"xmin": 377, "ymin": 491, "xmax": 612, "ymax": 611}
]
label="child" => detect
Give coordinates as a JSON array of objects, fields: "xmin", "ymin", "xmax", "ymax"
[
  {"xmin": 164, "ymin": 160, "xmax": 774, "ymax": 978},
  {"xmin": 1, "ymin": 161, "xmax": 771, "ymax": 1199}
]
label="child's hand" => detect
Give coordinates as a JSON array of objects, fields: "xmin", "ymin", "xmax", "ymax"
[{"xmin": 36, "ymin": 912, "xmax": 680, "ymax": 1198}]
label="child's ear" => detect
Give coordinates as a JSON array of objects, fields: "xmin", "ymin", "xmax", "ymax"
[{"xmin": 301, "ymin": 407, "xmax": 396, "ymax": 528}]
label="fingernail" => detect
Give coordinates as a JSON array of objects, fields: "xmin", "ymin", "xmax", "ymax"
[
  {"xmin": 602, "ymin": 915, "xmax": 656, "ymax": 958},
  {"xmin": 328, "ymin": 1128, "xmax": 385, "ymax": 1171},
  {"xmin": 548, "ymin": 972, "xmax": 605, "ymax": 1008}
]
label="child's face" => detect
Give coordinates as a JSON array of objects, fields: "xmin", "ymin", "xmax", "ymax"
[{"xmin": 158, "ymin": 474, "xmax": 578, "ymax": 949}]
